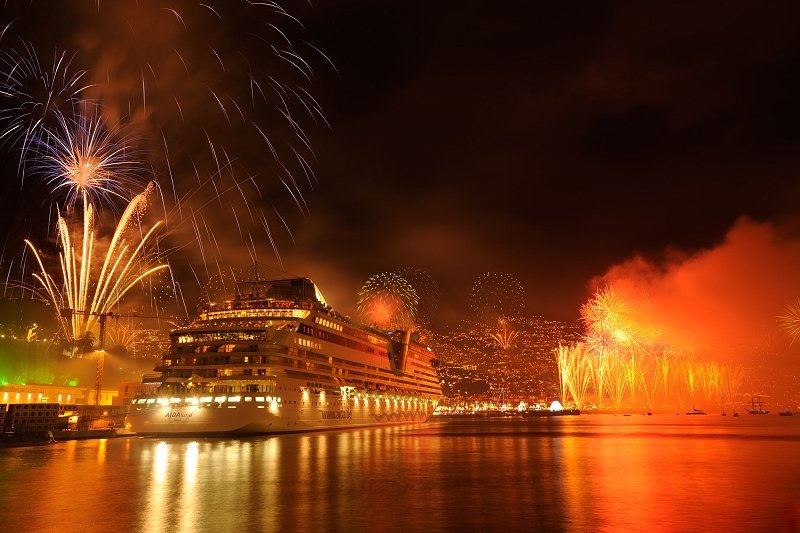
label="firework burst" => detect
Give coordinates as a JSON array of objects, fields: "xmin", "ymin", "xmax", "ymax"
[
  {"xmin": 34, "ymin": 109, "xmax": 145, "ymax": 207},
  {"xmin": 580, "ymin": 284, "xmax": 632, "ymax": 337},
  {"xmin": 357, "ymin": 272, "xmax": 419, "ymax": 331},
  {"xmin": 777, "ymin": 298, "xmax": 800, "ymax": 345}
]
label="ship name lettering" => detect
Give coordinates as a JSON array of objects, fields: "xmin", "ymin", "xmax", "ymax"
[
  {"xmin": 165, "ymin": 410, "xmax": 193, "ymax": 419},
  {"xmin": 321, "ymin": 410, "xmax": 352, "ymax": 420}
]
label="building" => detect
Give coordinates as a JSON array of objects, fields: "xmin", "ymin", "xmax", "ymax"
[
  {"xmin": 116, "ymin": 379, "xmax": 160, "ymax": 406},
  {"xmin": 0, "ymin": 383, "xmax": 118, "ymax": 406}
]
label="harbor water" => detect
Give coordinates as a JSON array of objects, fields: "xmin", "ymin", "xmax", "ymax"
[{"xmin": 1, "ymin": 415, "xmax": 799, "ymax": 532}]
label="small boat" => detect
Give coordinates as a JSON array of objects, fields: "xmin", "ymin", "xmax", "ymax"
[
  {"xmin": 779, "ymin": 409, "xmax": 794, "ymax": 417},
  {"xmin": 732, "ymin": 412, "xmax": 740, "ymax": 417},
  {"xmin": 686, "ymin": 408, "xmax": 707, "ymax": 415},
  {"xmin": 0, "ymin": 430, "xmax": 55, "ymax": 447}
]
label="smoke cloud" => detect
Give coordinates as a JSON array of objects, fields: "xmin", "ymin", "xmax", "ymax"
[{"xmin": 589, "ymin": 217, "xmax": 800, "ymax": 362}]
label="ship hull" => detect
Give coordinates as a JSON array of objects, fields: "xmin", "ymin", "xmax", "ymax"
[{"xmin": 126, "ymin": 393, "xmax": 438, "ymax": 436}]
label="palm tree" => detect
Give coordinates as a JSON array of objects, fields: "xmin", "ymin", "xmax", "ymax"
[{"xmin": 74, "ymin": 331, "xmax": 96, "ymax": 357}]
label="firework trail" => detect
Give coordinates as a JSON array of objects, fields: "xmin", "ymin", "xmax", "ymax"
[
  {"xmin": 0, "ymin": 42, "xmax": 90, "ymax": 173},
  {"xmin": 556, "ymin": 344, "xmax": 592, "ymax": 408},
  {"xmin": 718, "ymin": 360, "xmax": 745, "ymax": 407},
  {"xmin": 24, "ymin": 185, "xmax": 168, "ymax": 343}
]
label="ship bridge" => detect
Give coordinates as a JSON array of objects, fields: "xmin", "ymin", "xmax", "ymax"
[{"xmin": 234, "ymin": 278, "xmax": 327, "ymax": 307}]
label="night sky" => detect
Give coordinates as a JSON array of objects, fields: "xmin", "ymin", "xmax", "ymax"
[
  {"xmin": 2, "ymin": 1, "xmax": 800, "ymax": 328},
  {"xmin": 285, "ymin": 1, "xmax": 800, "ymax": 323}
]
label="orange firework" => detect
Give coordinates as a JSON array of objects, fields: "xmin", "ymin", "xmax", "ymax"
[
  {"xmin": 580, "ymin": 283, "xmax": 632, "ymax": 336},
  {"xmin": 777, "ymin": 298, "xmax": 800, "ymax": 345},
  {"xmin": 356, "ymin": 272, "xmax": 419, "ymax": 331}
]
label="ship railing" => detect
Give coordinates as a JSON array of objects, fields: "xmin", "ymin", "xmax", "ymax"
[
  {"xmin": 215, "ymin": 374, "xmax": 277, "ymax": 381},
  {"xmin": 130, "ymin": 394, "xmax": 283, "ymax": 407}
]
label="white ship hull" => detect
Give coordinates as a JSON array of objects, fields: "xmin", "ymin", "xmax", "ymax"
[{"xmin": 126, "ymin": 391, "xmax": 438, "ymax": 435}]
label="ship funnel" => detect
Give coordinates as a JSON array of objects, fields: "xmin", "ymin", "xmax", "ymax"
[{"xmin": 389, "ymin": 329, "xmax": 412, "ymax": 375}]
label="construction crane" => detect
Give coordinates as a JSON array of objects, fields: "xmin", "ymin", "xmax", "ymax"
[{"xmin": 62, "ymin": 309, "xmax": 182, "ymax": 406}]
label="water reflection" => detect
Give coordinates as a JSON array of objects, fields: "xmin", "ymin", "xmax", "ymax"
[
  {"xmin": 176, "ymin": 442, "xmax": 198, "ymax": 532},
  {"xmin": 140, "ymin": 441, "xmax": 169, "ymax": 532},
  {"xmin": 96, "ymin": 438, "xmax": 106, "ymax": 463},
  {"xmin": 0, "ymin": 418, "xmax": 799, "ymax": 532}
]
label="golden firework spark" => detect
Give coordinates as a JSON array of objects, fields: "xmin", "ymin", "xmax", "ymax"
[
  {"xmin": 777, "ymin": 298, "xmax": 800, "ymax": 345},
  {"xmin": 25, "ymin": 185, "xmax": 168, "ymax": 342},
  {"xmin": 580, "ymin": 283, "xmax": 632, "ymax": 337},
  {"xmin": 489, "ymin": 318, "xmax": 519, "ymax": 350}
]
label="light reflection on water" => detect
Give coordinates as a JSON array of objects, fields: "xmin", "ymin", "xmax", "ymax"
[{"xmin": 1, "ymin": 416, "xmax": 799, "ymax": 532}]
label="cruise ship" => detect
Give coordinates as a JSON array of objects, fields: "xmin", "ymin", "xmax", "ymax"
[{"xmin": 125, "ymin": 276, "xmax": 442, "ymax": 435}]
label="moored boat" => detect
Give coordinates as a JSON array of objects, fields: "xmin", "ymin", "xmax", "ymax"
[
  {"xmin": 685, "ymin": 408, "xmax": 707, "ymax": 415},
  {"xmin": 0, "ymin": 430, "xmax": 55, "ymax": 447},
  {"xmin": 744, "ymin": 395, "xmax": 769, "ymax": 415}
]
